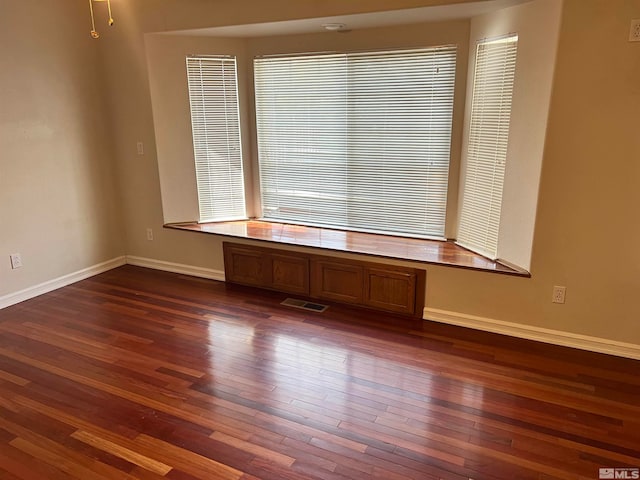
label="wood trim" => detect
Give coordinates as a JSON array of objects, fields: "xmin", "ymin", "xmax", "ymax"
[{"xmin": 165, "ymin": 220, "xmax": 530, "ymax": 277}]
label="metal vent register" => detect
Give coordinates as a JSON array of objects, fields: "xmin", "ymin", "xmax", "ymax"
[{"xmin": 281, "ymin": 298, "xmax": 329, "ymax": 313}]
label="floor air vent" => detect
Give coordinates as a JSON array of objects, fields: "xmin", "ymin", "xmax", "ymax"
[{"xmin": 281, "ymin": 298, "xmax": 329, "ymax": 313}]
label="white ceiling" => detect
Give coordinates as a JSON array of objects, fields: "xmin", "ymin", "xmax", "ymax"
[{"xmin": 165, "ymin": 0, "xmax": 531, "ymax": 37}]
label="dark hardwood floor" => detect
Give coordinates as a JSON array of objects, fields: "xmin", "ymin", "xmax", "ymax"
[{"xmin": 0, "ymin": 265, "xmax": 638, "ymax": 479}]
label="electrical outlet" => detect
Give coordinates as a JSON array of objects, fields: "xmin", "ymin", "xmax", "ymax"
[
  {"xmin": 137, "ymin": 141, "xmax": 144, "ymax": 155},
  {"xmin": 146, "ymin": 228, "xmax": 154, "ymax": 241},
  {"xmin": 552, "ymin": 285, "xmax": 566, "ymax": 304},
  {"xmin": 9, "ymin": 253, "xmax": 22, "ymax": 269},
  {"xmin": 630, "ymin": 19, "xmax": 640, "ymax": 42}
]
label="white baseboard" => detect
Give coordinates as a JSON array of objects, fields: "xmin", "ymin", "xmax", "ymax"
[
  {"xmin": 0, "ymin": 256, "xmax": 127, "ymax": 309},
  {"xmin": 424, "ymin": 307, "xmax": 640, "ymax": 361},
  {"xmin": 126, "ymin": 256, "xmax": 225, "ymax": 282}
]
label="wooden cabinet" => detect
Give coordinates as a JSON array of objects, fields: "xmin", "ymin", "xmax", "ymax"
[
  {"xmin": 223, "ymin": 242, "xmax": 425, "ymax": 317},
  {"xmin": 310, "ymin": 260, "xmax": 423, "ymax": 315},
  {"xmin": 223, "ymin": 244, "xmax": 309, "ymax": 295}
]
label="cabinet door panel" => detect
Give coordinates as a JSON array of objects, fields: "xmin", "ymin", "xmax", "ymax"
[
  {"xmin": 272, "ymin": 254, "xmax": 309, "ymax": 295},
  {"xmin": 311, "ymin": 260, "xmax": 363, "ymax": 304},
  {"xmin": 364, "ymin": 268, "xmax": 416, "ymax": 314},
  {"xmin": 224, "ymin": 246, "xmax": 268, "ymax": 287},
  {"xmin": 223, "ymin": 241, "xmax": 425, "ymax": 318}
]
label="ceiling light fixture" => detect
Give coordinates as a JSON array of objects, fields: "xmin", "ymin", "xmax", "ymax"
[
  {"xmin": 88, "ymin": 0, "xmax": 114, "ymax": 39},
  {"xmin": 322, "ymin": 23, "xmax": 347, "ymax": 32}
]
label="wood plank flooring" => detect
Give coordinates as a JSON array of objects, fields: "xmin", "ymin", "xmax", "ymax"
[{"xmin": 0, "ymin": 265, "xmax": 638, "ymax": 479}]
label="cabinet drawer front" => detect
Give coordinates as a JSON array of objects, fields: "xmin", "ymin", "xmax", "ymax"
[{"xmin": 311, "ymin": 260, "xmax": 364, "ymax": 304}]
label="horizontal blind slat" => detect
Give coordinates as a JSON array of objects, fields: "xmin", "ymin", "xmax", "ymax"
[
  {"xmin": 186, "ymin": 56, "xmax": 247, "ymax": 222},
  {"xmin": 457, "ymin": 35, "xmax": 518, "ymax": 259},
  {"xmin": 254, "ymin": 46, "xmax": 456, "ymax": 238}
]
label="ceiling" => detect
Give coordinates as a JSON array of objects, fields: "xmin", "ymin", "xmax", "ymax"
[{"xmin": 165, "ymin": 0, "xmax": 531, "ymax": 37}]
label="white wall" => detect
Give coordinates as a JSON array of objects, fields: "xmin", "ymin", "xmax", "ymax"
[{"xmin": 0, "ymin": 0, "xmax": 124, "ymax": 299}]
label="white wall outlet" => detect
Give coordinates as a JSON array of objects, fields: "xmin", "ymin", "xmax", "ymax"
[
  {"xmin": 9, "ymin": 253, "xmax": 22, "ymax": 269},
  {"xmin": 146, "ymin": 228, "xmax": 154, "ymax": 241},
  {"xmin": 137, "ymin": 141, "xmax": 144, "ymax": 155},
  {"xmin": 552, "ymin": 285, "xmax": 566, "ymax": 304},
  {"xmin": 630, "ymin": 19, "xmax": 640, "ymax": 42}
]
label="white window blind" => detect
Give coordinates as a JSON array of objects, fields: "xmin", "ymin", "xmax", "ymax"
[
  {"xmin": 457, "ymin": 35, "xmax": 518, "ymax": 259},
  {"xmin": 186, "ymin": 55, "xmax": 246, "ymax": 222},
  {"xmin": 254, "ymin": 47, "xmax": 457, "ymax": 239}
]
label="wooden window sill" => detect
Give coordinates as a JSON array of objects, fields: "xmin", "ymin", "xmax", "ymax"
[{"xmin": 164, "ymin": 220, "xmax": 530, "ymax": 277}]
